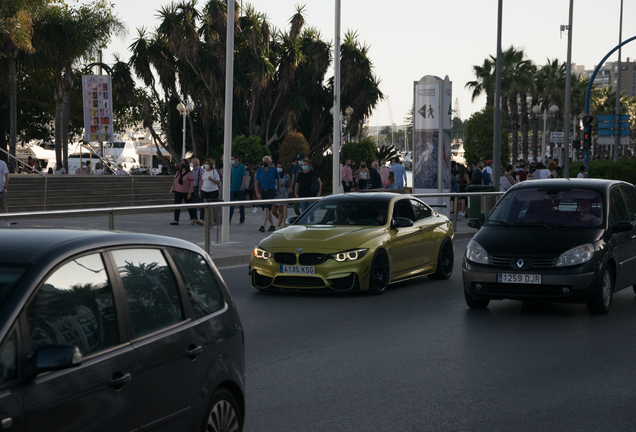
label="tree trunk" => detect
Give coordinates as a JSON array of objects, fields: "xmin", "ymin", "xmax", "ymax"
[
  {"xmin": 61, "ymin": 65, "xmax": 74, "ymax": 172},
  {"xmin": 54, "ymin": 73, "xmax": 64, "ymax": 169},
  {"xmin": 510, "ymin": 93, "xmax": 519, "ymax": 163},
  {"xmin": 531, "ymin": 113, "xmax": 538, "ymax": 162},
  {"xmin": 8, "ymin": 43, "xmax": 18, "ymax": 173}
]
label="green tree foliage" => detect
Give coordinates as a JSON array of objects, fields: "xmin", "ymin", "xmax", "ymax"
[
  {"xmin": 451, "ymin": 117, "xmax": 466, "ymax": 140},
  {"xmin": 376, "ymin": 144, "xmax": 399, "ymax": 162},
  {"xmin": 464, "ymin": 106, "xmax": 509, "ymax": 165},
  {"xmin": 231, "ymin": 135, "xmax": 270, "ymax": 168},
  {"xmin": 570, "ymin": 159, "xmax": 636, "ymax": 183},
  {"xmin": 277, "ymin": 131, "xmax": 309, "ymax": 172},
  {"xmin": 339, "ymin": 137, "xmax": 377, "ymax": 165}
]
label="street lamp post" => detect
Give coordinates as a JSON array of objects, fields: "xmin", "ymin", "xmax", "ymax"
[
  {"xmin": 332, "ymin": 0, "xmax": 342, "ymax": 196},
  {"xmin": 177, "ymin": 102, "xmax": 194, "ymax": 160},
  {"xmin": 532, "ymin": 104, "xmax": 558, "ymax": 163},
  {"xmin": 330, "ymin": 105, "xmax": 353, "ymax": 189}
]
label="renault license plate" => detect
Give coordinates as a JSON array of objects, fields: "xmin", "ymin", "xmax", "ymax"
[
  {"xmin": 498, "ymin": 273, "xmax": 541, "ymax": 284},
  {"xmin": 280, "ymin": 265, "xmax": 315, "ymax": 275}
]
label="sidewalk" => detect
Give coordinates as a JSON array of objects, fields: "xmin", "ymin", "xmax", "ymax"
[{"xmin": 6, "ymin": 203, "xmax": 477, "ymax": 268}]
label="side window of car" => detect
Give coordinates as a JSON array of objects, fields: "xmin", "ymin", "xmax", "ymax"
[
  {"xmin": 168, "ymin": 248, "xmax": 224, "ymax": 318},
  {"xmin": 410, "ymin": 199, "xmax": 432, "ymax": 220},
  {"xmin": 26, "ymin": 253, "xmax": 119, "ymax": 357},
  {"xmin": 0, "ymin": 332, "xmax": 17, "ymax": 384},
  {"xmin": 111, "ymin": 249, "xmax": 184, "ymax": 338},
  {"xmin": 393, "ymin": 200, "xmax": 416, "ymax": 222},
  {"xmin": 619, "ymin": 186, "xmax": 636, "ymax": 222},
  {"xmin": 609, "ymin": 187, "xmax": 629, "ymax": 227}
]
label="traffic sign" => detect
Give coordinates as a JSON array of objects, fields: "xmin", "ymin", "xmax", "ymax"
[
  {"xmin": 550, "ymin": 132, "xmax": 564, "ymax": 143},
  {"xmin": 598, "ymin": 137, "xmax": 629, "ymax": 145}
]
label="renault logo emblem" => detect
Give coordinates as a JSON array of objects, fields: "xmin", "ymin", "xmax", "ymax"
[
  {"xmin": 516, "ymin": 259, "xmax": 524, "ymax": 269},
  {"xmin": 297, "ymin": 249, "xmax": 303, "ymax": 253}
]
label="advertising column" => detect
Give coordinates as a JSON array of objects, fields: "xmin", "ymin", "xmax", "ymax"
[
  {"xmin": 412, "ymin": 75, "xmax": 452, "ymax": 214},
  {"xmin": 82, "ymin": 75, "xmax": 114, "ymax": 143}
]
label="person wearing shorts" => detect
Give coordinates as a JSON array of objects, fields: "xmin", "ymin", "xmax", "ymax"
[
  {"xmin": 255, "ymin": 155, "xmax": 280, "ymax": 232},
  {"xmin": 0, "ymin": 159, "xmax": 9, "ymax": 227}
]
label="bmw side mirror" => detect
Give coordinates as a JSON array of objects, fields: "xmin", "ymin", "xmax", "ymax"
[
  {"xmin": 467, "ymin": 218, "xmax": 483, "ymax": 229},
  {"xmin": 391, "ymin": 217, "xmax": 413, "ymax": 229},
  {"xmin": 286, "ymin": 216, "xmax": 298, "ymax": 225},
  {"xmin": 32, "ymin": 344, "xmax": 83, "ymax": 373},
  {"xmin": 611, "ymin": 221, "xmax": 632, "ymax": 234}
]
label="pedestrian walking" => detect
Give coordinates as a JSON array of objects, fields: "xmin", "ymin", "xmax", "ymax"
[
  {"xmin": 577, "ymin": 165, "xmax": 586, "ymax": 178},
  {"xmin": 470, "ymin": 162, "xmax": 482, "ymax": 185},
  {"xmin": 229, "ymin": 154, "xmax": 247, "ymax": 225},
  {"xmin": 483, "ymin": 160, "xmax": 494, "ymax": 185},
  {"xmin": 197, "ymin": 158, "xmax": 221, "ymax": 225},
  {"xmin": 385, "ymin": 171, "xmax": 398, "ymax": 190},
  {"xmin": 457, "ymin": 164, "xmax": 469, "ymax": 216},
  {"xmin": 0, "ymin": 159, "xmax": 9, "ymax": 227},
  {"xmin": 295, "ymin": 158, "xmax": 321, "ymax": 213},
  {"xmin": 369, "ymin": 161, "xmax": 383, "ymax": 189},
  {"xmin": 357, "ymin": 162, "xmax": 370, "ymax": 190},
  {"xmin": 255, "ymin": 155, "xmax": 280, "ymax": 232},
  {"xmin": 271, "ymin": 162, "xmax": 292, "ymax": 228},
  {"xmin": 341, "ymin": 159, "xmax": 353, "ymax": 192},
  {"xmin": 54, "ymin": 162, "xmax": 66, "ymax": 175},
  {"xmin": 170, "ymin": 159, "xmax": 197, "ymax": 225},
  {"xmin": 547, "ymin": 161, "xmax": 559, "ymax": 178},
  {"xmin": 378, "ymin": 158, "xmax": 390, "ymax": 186},
  {"xmin": 190, "ymin": 158, "xmax": 204, "ymax": 222},
  {"xmin": 290, "ymin": 153, "xmax": 304, "ymax": 215},
  {"xmin": 391, "ymin": 158, "xmax": 407, "ymax": 188}
]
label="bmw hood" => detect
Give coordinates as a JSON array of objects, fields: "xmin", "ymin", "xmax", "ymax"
[{"xmin": 258, "ymin": 225, "xmax": 384, "ymax": 252}]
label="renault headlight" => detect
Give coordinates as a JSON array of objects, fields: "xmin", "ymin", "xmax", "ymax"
[
  {"xmin": 253, "ymin": 246, "xmax": 272, "ymax": 260},
  {"xmin": 329, "ymin": 248, "xmax": 368, "ymax": 262},
  {"xmin": 556, "ymin": 244, "xmax": 594, "ymax": 267},
  {"xmin": 465, "ymin": 240, "xmax": 489, "ymax": 264}
]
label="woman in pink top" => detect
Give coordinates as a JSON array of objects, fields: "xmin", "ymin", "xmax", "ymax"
[{"xmin": 171, "ymin": 159, "xmax": 197, "ymax": 225}]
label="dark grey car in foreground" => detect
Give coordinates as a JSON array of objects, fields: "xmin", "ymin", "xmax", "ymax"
[
  {"xmin": 0, "ymin": 230, "xmax": 244, "ymax": 431},
  {"xmin": 463, "ymin": 179, "xmax": 636, "ymax": 314}
]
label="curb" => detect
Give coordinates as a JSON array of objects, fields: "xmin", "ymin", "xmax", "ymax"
[{"xmin": 211, "ymin": 234, "xmax": 476, "ymax": 269}]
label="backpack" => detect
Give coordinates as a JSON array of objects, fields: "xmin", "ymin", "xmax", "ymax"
[{"xmin": 482, "ymin": 169, "xmax": 490, "ymax": 185}]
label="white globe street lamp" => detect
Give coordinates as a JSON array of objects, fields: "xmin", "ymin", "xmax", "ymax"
[{"xmin": 177, "ymin": 102, "xmax": 195, "ymax": 160}]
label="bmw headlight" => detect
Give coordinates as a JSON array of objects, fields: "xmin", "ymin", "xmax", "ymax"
[
  {"xmin": 465, "ymin": 240, "xmax": 489, "ymax": 264},
  {"xmin": 556, "ymin": 244, "xmax": 594, "ymax": 267},
  {"xmin": 253, "ymin": 246, "xmax": 272, "ymax": 260},
  {"xmin": 329, "ymin": 248, "xmax": 368, "ymax": 262}
]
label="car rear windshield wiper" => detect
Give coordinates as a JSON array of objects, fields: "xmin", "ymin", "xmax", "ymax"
[{"xmin": 486, "ymin": 220, "xmax": 516, "ymax": 227}]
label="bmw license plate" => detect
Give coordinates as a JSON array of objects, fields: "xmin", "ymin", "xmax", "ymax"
[
  {"xmin": 280, "ymin": 265, "xmax": 315, "ymax": 275},
  {"xmin": 498, "ymin": 273, "xmax": 541, "ymax": 284}
]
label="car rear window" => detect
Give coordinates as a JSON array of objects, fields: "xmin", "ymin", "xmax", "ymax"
[
  {"xmin": 0, "ymin": 266, "xmax": 27, "ymax": 309},
  {"xmin": 487, "ymin": 188, "xmax": 604, "ymax": 228}
]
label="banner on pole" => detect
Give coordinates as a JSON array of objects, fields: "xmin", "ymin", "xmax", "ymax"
[
  {"xmin": 82, "ymin": 75, "xmax": 114, "ymax": 142},
  {"xmin": 413, "ymin": 75, "xmax": 452, "ymax": 190}
]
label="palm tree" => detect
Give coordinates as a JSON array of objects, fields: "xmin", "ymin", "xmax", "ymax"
[
  {"xmin": 31, "ymin": 2, "xmax": 125, "ymax": 170},
  {"xmin": 1, "ymin": 0, "xmax": 47, "ymax": 170},
  {"xmin": 465, "ymin": 58, "xmax": 495, "ymax": 107}
]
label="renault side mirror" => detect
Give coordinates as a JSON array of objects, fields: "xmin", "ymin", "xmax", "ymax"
[
  {"xmin": 468, "ymin": 218, "xmax": 483, "ymax": 229},
  {"xmin": 611, "ymin": 221, "xmax": 632, "ymax": 234},
  {"xmin": 32, "ymin": 344, "xmax": 83, "ymax": 373}
]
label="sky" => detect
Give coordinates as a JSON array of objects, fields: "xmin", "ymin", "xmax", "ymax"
[{"xmin": 102, "ymin": 0, "xmax": 636, "ymax": 128}]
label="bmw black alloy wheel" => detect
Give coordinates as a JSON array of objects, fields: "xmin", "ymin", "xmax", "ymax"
[
  {"xmin": 440, "ymin": 240, "xmax": 454, "ymax": 276},
  {"xmin": 370, "ymin": 250, "xmax": 390, "ymax": 294}
]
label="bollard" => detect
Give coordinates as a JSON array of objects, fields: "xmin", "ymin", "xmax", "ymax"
[{"xmin": 452, "ymin": 195, "xmax": 458, "ymax": 231}]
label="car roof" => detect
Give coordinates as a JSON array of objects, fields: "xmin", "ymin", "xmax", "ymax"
[
  {"xmin": 513, "ymin": 178, "xmax": 631, "ymax": 192},
  {"xmin": 0, "ymin": 229, "xmax": 199, "ymax": 264}
]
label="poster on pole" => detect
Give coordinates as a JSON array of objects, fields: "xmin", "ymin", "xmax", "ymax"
[
  {"xmin": 82, "ymin": 75, "xmax": 113, "ymax": 142},
  {"xmin": 412, "ymin": 75, "xmax": 452, "ymax": 191}
]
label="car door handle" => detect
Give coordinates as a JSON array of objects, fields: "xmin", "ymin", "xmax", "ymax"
[
  {"xmin": 1, "ymin": 418, "xmax": 13, "ymax": 430},
  {"xmin": 108, "ymin": 372, "xmax": 131, "ymax": 389},
  {"xmin": 186, "ymin": 345, "xmax": 203, "ymax": 360}
]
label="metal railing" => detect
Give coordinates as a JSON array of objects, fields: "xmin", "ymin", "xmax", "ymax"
[
  {"xmin": 0, "ymin": 147, "xmax": 48, "ymax": 210},
  {"xmin": 0, "ymin": 191, "xmax": 504, "ymax": 253},
  {"xmin": 79, "ymin": 143, "xmax": 134, "ymax": 206}
]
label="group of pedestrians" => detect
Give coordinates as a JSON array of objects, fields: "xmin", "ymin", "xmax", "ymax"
[
  {"xmin": 341, "ymin": 157, "xmax": 408, "ymax": 192},
  {"xmin": 170, "ymin": 157, "xmax": 221, "ymax": 226}
]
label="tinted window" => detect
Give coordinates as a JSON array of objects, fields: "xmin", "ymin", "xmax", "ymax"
[
  {"xmin": 112, "ymin": 249, "xmax": 184, "ymax": 338},
  {"xmin": 0, "ymin": 265, "xmax": 27, "ymax": 309},
  {"xmin": 0, "ymin": 332, "xmax": 17, "ymax": 384},
  {"xmin": 609, "ymin": 187, "xmax": 629, "ymax": 227},
  {"xmin": 393, "ymin": 200, "xmax": 416, "ymax": 222},
  {"xmin": 168, "ymin": 248, "xmax": 224, "ymax": 318},
  {"xmin": 297, "ymin": 199, "xmax": 389, "ymax": 226},
  {"xmin": 619, "ymin": 185, "xmax": 636, "ymax": 222},
  {"xmin": 411, "ymin": 199, "xmax": 432, "ymax": 220},
  {"xmin": 26, "ymin": 254, "xmax": 119, "ymax": 356},
  {"xmin": 487, "ymin": 187, "xmax": 604, "ymax": 228}
]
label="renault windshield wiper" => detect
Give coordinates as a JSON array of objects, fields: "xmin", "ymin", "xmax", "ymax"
[
  {"xmin": 516, "ymin": 221, "xmax": 579, "ymax": 229},
  {"xmin": 486, "ymin": 220, "xmax": 516, "ymax": 227}
]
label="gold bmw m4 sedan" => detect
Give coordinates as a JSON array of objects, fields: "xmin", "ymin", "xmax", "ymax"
[{"xmin": 250, "ymin": 193, "xmax": 454, "ymax": 294}]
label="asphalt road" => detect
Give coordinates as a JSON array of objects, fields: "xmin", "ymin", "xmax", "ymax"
[{"xmin": 220, "ymin": 238, "xmax": 636, "ymax": 432}]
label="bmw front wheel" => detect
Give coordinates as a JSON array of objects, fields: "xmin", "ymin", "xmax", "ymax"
[{"xmin": 369, "ymin": 250, "xmax": 390, "ymax": 295}]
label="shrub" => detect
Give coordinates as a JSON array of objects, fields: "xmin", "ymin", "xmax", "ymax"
[{"xmin": 277, "ymin": 131, "xmax": 310, "ymax": 172}]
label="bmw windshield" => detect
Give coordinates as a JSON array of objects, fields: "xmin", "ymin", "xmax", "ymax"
[
  {"xmin": 296, "ymin": 199, "xmax": 389, "ymax": 226},
  {"xmin": 486, "ymin": 187, "xmax": 604, "ymax": 228}
]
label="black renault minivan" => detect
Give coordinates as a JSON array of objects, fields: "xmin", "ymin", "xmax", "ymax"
[
  {"xmin": 463, "ymin": 179, "xmax": 636, "ymax": 314},
  {"xmin": 0, "ymin": 229, "xmax": 244, "ymax": 431}
]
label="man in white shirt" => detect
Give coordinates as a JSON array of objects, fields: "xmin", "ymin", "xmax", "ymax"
[
  {"xmin": 577, "ymin": 166, "xmax": 586, "ymax": 178},
  {"xmin": 0, "ymin": 160, "xmax": 9, "ymax": 227}
]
